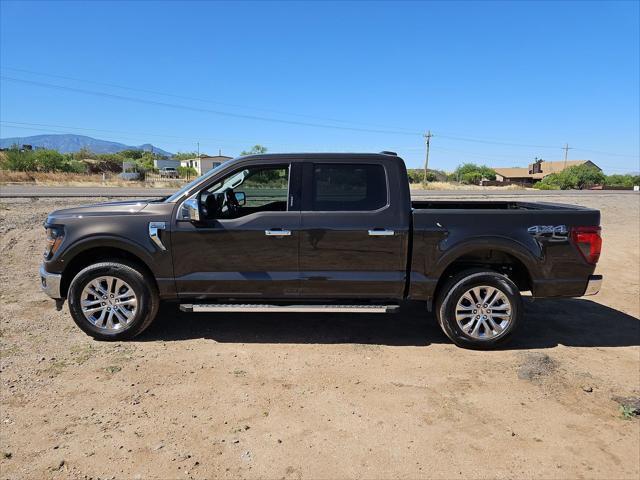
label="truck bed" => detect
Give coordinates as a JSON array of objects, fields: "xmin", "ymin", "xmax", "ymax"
[{"xmin": 408, "ymin": 200, "xmax": 600, "ymax": 300}]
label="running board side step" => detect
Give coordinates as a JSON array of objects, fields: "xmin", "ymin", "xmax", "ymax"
[{"xmin": 179, "ymin": 304, "xmax": 399, "ymax": 313}]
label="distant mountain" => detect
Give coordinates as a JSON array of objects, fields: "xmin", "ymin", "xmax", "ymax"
[{"xmin": 0, "ymin": 134, "xmax": 173, "ymax": 157}]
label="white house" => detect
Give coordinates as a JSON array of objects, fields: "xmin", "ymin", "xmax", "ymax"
[{"xmin": 180, "ymin": 154, "xmax": 232, "ymax": 175}]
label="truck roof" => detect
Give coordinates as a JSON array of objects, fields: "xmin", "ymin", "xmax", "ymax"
[{"xmin": 235, "ymin": 152, "xmax": 401, "ymax": 163}]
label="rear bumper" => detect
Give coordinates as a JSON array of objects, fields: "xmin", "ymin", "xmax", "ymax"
[
  {"xmin": 583, "ymin": 274, "xmax": 603, "ymax": 296},
  {"xmin": 40, "ymin": 264, "xmax": 62, "ymax": 299},
  {"xmin": 532, "ymin": 274, "xmax": 603, "ymax": 298}
]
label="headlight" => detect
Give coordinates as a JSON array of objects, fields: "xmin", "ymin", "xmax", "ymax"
[{"xmin": 44, "ymin": 225, "xmax": 65, "ymax": 259}]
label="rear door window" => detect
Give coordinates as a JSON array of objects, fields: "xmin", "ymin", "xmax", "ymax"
[{"xmin": 311, "ymin": 163, "xmax": 387, "ymax": 211}]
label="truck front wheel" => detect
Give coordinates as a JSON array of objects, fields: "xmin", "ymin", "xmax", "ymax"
[
  {"xmin": 436, "ymin": 270, "xmax": 523, "ymax": 349},
  {"xmin": 67, "ymin": 261, "xmax": 159, "ymax": 340}
]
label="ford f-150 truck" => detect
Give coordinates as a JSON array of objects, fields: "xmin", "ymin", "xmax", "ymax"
[{"xmin": 40, "ymin": 152, "xmax": 603, "ymax": 348}]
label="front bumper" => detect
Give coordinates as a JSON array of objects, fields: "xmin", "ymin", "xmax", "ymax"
[
  {"xmin": 40, "ymin": 264, "xmax": 62, "ymax": 299},
  {"xmin": 583, "ymin": 274, "xmax": 603, "ymax": 296}
]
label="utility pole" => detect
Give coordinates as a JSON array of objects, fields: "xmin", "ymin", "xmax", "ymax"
[
  {"xmin": 563, "ymin": 143, "xmax": 571, "ymax": 169},
  {"xmin": 423, "ymin": 130, "xmax": 432, "ymax": 184},
  {"xmin": 197, "ymin": 142, "xmax": 200, "ymax": 158}
]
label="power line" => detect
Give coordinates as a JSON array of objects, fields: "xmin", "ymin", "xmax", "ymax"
[
  {"xmin": 1, "ymin": 66, "xmax": 422, "ymax": 134},
  {"xmin": 435, "ymin": 132, "xmax": 560, "ymax": 149},
  {"xmin": 2, "ymin": 121, "xmax": 636, "ymax": 172},
  {"xmin": 0, "ymin": 120, "xmax": 395, "ymax": 152},
  {"xmin": 0, "ymin": 75, "xmax": 422, "ymax": 136},
  {"xmin": 434, "ymin": 133, "xmax": 639, "ymax": 159},
  {"xmin": 570, "ymin": 147, "xmax": 640, "ymax": 159},
  {"xmin": 2, "ymin": 72, "xmax": 638, "ymax": 159}
]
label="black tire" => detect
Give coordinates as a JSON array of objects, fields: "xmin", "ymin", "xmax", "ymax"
[
  {"xmin": 435, "ymin": 270, "xmax": 523, "ymax": 349},
  {"xmin": 67, "ymin": 261, "xmax": 159, "ymax": 340}
]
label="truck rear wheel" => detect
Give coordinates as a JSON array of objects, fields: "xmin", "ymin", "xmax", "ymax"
[
  {"xmin": 67, "ymin": 261, "xmax": 159, "ymax": 341},
  {"xmin": 436, "ymin": 270, "xmax": 522, "ymax": 349}
]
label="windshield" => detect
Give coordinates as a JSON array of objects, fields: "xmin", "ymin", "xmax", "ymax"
[{"xmin": 164, "ymin": 162, "xmax": 229, "ymax": 202}]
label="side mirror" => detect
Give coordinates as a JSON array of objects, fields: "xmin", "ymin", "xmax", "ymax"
[
  {"xmin": 234, "ymin": 191, "xmax": 246, "ymax": 206},
  {"xmin": 182, "ymin": 197, "xmax": 201, "ymax": 222}
]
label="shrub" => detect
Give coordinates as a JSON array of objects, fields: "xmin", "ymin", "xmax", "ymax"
[
  {"xmin": 535, "ymin": 164, "xmax": 606, "ymax": 190},
  {"xmin": 567, "ymin": 164, "xmax": 605, "ymax": 188},
  {"xmin": 406, "ymin": 169, "xmax": 422, "ymax": 184},
  {"xmin": 60, "ymin": 160, "xmax": 87, "ymax": 173},
  {"xmin": 461, "ymin": 171, "xmax": 482, "ymax": 185},
  {"xmin": 533, "ymin": 182, "xmax": 560, "ymax": 190},
  {"xmin": 453, "ymin": 163, "xmax": 496, "ymax": 183},
  {"xmin": 177, "ymin": 166, "xmax": 198, "ymax": 178},
  {"xmin": 407, "ymin": 169, "xmax": 443, "ymax": 184},
  {"xmin": 3, "ymin": 148, "xmax": 38, "ymax": 171},
  {"xmin": 2, "ymin": 147, "xmax": 88, "ymax": 173},
  {"xmin": 88, "ymin": 154, "xmax": 124, "ymax": 173},
  {"xmin": 32, "ymin": 149, "xmax": 68, "ymax": 172},
  {"xmin": 605, "ymin": 174, "xmax": 640, "ymax": 187}
]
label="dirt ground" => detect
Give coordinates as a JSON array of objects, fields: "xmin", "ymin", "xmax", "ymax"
[{"xmin": 1, "ymin": 192, "xmax": 638, "ymax": 480}]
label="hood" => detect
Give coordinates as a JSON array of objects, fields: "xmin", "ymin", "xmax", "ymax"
[{"xmin": 46, "ymin": 199, "xmax": 153, "ymax": 223}]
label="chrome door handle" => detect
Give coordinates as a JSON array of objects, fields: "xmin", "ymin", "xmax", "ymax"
[
  {"xmin": 149, "ymin": 221, "xmax": 167, "ymax": 251},
  {"xmin": 368, "ymin": 229, "xmax": 395, "ymax": 236},
  {"xmin": 265, "ymin": 229, "xmax": 291, "ymax": 236}
]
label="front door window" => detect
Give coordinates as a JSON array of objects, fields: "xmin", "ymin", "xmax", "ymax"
[{"xmin": 201, "ymin": 165, "xmax": 289, "ymax": 220}]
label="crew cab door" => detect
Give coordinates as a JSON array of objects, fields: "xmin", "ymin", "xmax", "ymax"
[
  {"xmin": 299, "ymin": 160, "xmax": 410, "ymax": 299},
  {"xmin": 171, "ymin": 162, "xmax": 301, "ymax": 299}
]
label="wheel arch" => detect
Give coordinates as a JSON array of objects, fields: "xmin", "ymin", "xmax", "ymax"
[
  {"xmin": 60, "ymin": 242, "xmax": 157, "ymax": 299},
  {"xmin": 431, "ymin": 237, "xmax": 538, "ymax": 305}
]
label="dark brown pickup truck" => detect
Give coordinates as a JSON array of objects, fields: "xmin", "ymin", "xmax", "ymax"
[{"xmin": 40, "ymin": 152, "xmax": 603, "ymax": 348}]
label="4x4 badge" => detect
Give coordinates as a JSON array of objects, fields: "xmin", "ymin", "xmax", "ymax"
[{"xmin": 528, "ymin": 225, "xmax": 568, "ymax": 240}]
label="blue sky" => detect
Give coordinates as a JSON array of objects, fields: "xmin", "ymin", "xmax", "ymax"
[{"xmin": 1, "ymin": 0, "xmax": 639, "ymax": 173}]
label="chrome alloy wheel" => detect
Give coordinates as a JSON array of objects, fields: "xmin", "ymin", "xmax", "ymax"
[
  {"xmin": 455, "ymin": 285, "xmax": 512, "ymax": 340},
  {"xmin": 80, "ymin": 276, "xmax": 137, "ymax": 330}
]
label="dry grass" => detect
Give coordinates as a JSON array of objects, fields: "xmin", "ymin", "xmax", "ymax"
[
  {"xmin": 0, "ymin": 170, "xmax": 185, "ymax": 188},
  {"xmin": 1, "ymin": 170, "xmax": 124, "ymax": 186}
]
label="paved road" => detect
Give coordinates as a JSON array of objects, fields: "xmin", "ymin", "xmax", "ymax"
[{"xmin": 0, "ymin": 184, "xmax": 637, "ymax": 198}]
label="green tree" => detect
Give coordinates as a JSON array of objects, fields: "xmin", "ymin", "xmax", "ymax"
[
  {"xmin": 60, "ymin": 160, "xmax": 87, "ymax": 173},
  {"xmin": 118, "ymin": 149, "xmax": 144, "ymax": 160},
  {"xmin": 453, "ymin": 163, "xmax": 496, "ymax": 184},
  {"xmin": 3, "ymin": 148, "xmax": 37, "ymax": 171},
  {"xmin": 241, "ymin": 145, "xmax": 268, "ymax": 156},
  {"xmin": 2, "ymin": 147, "xmax": 87, "ymax": 173},
  {"xmin": 173, "ymin": 151, "xmax": 199, "ymax": 160},
  {"xmin": 73, "ymin": 147, "xmax": 95, "ymax": 160},
  {"xmin": 406, "ymin": 169, "xmax": 423, "ymax": 184},
  {"xmin": 90, "ymin": 153, "xmax": 124, "ymax": 173},
  {"xmin": 605, "ymin": 174, "xmax": 640, "ymax": 187},
  {"xmin": 33, "ymin": 149, "xmax": 67, "ymax": 172},
  {"xmin": 177, "ymin": 166, "xmax": 198, "ymax": 178},
  {"xmin": 407, "ymin": 169, "xmax": 440, "ymax": 184},
  {"xmin": 570, "ymin": 164, "xmax": 605, "ymax": 188},
  {"xmin": 535, "ymin": 164, "xmax": 605, "ymax": 190},
  {"xmin": 132, "ymin": 151, "xmax": 157, "ymax": 173},
  {"xmin": 461, "ymin": 171, "xmax": 482, "ymax": 184}
]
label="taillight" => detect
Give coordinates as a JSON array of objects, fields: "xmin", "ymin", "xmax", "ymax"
[{"xmin": 571, "ymin": 226, "xmax": 602, "ymax": 264}]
